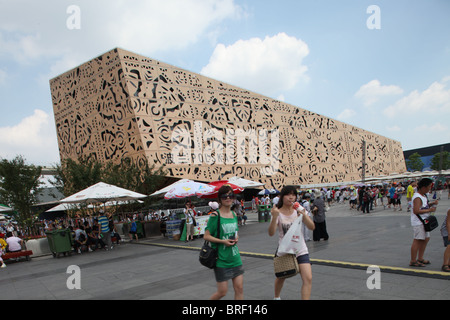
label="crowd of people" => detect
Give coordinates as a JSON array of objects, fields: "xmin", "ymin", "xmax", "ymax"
[
  {"xmin": 0, "ymin": 210, "xmax": 152, "ymax": 262},
  {"xmin": 1, "ymin": 177, "xmax": 449, "ymax": 301},
  {"xmin": 200, "ymin": 178, "xmax": 450, "ymax": 301}
]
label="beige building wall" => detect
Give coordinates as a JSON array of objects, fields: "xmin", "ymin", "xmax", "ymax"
[{"xmin": 50, "ymin": 48, "xmax": 406, "ymax": 190}]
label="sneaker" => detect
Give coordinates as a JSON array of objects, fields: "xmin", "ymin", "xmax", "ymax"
[{"xmin": 1, "ymin": 263, "xmax": 6, "ymax": 268}]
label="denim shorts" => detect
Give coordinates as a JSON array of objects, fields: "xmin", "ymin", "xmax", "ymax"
[
  {"xmin": 214, "ymin": 265, "xmax": 244, "ymax": 282},
  {"xmin": 296, "ymin": 254, "xmax": 311, "ymax": 265},
  {"xmin": 443, "ymin": 236, "xmax": 449, "ymax": 247}
]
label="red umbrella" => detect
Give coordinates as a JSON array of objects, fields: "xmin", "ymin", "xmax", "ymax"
[{"xmin": 199, "ymin": 180, "xmax": 244, "ymax": 199}]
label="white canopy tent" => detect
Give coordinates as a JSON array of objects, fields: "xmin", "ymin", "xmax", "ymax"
[
  {"xmin": 59, "ymin": 182, "xmax": 147, "ymax": 204},
  {"xmin": 227, "ymin": 176, "xmax": 264, "ymax": 189},
  {"xmin": 46, "ymin": 199, "xmax": 144, "ymax": 212}
]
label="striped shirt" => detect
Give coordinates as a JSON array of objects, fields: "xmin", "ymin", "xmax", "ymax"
[{"xmin": 98, "ymin": 215, "xmax": 110, "ymax": 233}]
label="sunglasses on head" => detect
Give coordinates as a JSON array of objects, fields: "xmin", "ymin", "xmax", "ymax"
[{"xmin": 220, "ymin": 193, "xmax": 236, "ymax": 200}]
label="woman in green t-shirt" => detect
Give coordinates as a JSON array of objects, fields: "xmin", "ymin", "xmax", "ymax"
[{"xmin": 204, "ymin": 185, "xmax": 244, "ymax": 300}]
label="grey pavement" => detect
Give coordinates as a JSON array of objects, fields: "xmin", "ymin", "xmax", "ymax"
[{"xmin": 1, "ymin": 197, "xmax": 449, "ymax": 301}]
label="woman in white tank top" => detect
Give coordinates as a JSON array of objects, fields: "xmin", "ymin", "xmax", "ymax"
[{"xmin": 409, "ymin": 178, "xmax": 438, "ymax": 267}]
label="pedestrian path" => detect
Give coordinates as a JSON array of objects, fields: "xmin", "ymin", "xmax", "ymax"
[
  {"xmin": 139, "ymin": 238, "xmax": 450, "ymax": 280},
  {"xmin": 1, "ymin": 196, "xmax": 449, "ymax": 300}
]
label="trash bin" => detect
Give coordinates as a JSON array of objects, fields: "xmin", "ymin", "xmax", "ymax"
[
  {"xmin": 258, "ymin": 204, "xmax": 272, "ymax": 222},
  {"xmin": 45, "ymin": 229, "xmax": 73, "ymax": 258},
  {"xmin": 264, "ymin": 204, "xmax": 272, "ymax": 222},
  {"xmin": 258, "ymin": 205, "xmax": 267, "ymax": 222}
]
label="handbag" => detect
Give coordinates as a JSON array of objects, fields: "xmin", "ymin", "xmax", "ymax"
[
  {"xmin": 274, "ymin": 250, "xmax": 299, "ymax": 279},
  {"xmin": 273, "ymin": 214, "xmax": 303, "ymax": 278},
  {"xmin": 199, "ymin": 213, "xmax": 220, "ymax": 269},
  {"xmin": 418, "ymin": 214, "xmax": 439, "ymax": 232}
]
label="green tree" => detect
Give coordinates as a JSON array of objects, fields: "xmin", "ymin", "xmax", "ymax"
[
  {"xmin": 102, "ymin": 157, "xmax": 166, "ymax": 196},
  {"xmin": 53, "ymin": 156, "xmax": 103, "ymax": 196},
  {"xmin": 53, "ymin": 156, "xmax": 166, "ymax": 198},
  {"xmin": 0, "ymin": 156, "xmax": 42, "ymax": 231},
  {"xmin": 430, "ymin": 151, "xmax": 450, "ymax": 171},
  {"xmin": 406, "ymin": 152, "xmax": 424, "ymax": 171}
]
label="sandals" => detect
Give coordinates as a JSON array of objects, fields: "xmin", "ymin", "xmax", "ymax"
[
  {"xmin": 441, "ymin": 265, "xmax": 450, "ymax": 272},
  {"xmin": 417, "ymin": 259, "xmax": 430, "ymax": 265},
  {"xmin": 409, "ymin": 261, "xmax": 425, "ymax": 267}
]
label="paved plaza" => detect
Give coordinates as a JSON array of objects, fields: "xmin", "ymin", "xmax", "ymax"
[{"xmin": 1, "ymin": 197, "xmax": 449, "ymax": 301}]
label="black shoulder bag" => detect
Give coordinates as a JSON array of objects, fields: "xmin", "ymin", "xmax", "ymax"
[
  {"xmin": 199, "ymin": 212, "xmax": 220, "ymax": 269},
  {"xmin": 417, "ymin": 195, "xmax": 439, "ymax": 232},
  {"xmin": 418, "ymin": 214, "xmax": 439, "ymax": 232}
]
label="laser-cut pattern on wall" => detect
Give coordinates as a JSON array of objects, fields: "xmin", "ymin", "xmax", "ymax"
[{"xmin": 50, "ymin": 48, "xmax": 406, "ymax": 190}]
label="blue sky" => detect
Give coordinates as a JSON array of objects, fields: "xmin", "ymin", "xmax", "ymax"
[{"xmin": 0, "ymin": 0, "xmax": 449, "ymax": 166}]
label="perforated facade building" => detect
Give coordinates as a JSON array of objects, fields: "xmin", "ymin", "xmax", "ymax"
[{"xmin": 50, "ymin": 48, "xmax": 406, "ymax": 189}]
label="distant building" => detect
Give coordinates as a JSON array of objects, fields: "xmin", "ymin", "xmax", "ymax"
[
  {"xmin": 404, "ymin": 143, "xmax": 450, "ymax": 171},
  {"xmin": 49, "ymin": 48, "xmax": 406, "ymax": 189}
]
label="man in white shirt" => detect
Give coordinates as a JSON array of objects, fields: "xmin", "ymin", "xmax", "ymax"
[
  {"xmin": 272, "ymin": 195, "xmax": 280, "ymax": 206},
  {"xmin": 6, "ymin": 232, "xmax": 23, "ymax": 252}
]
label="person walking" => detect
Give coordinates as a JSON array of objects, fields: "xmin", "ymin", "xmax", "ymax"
[
  {"xmin": 204, "ymin": 185, "xmax": 244, "ymax": 300},
  {"xmin": 409, "ymin": 178, "xmax": 438, "ymax": 267},
  {"xmin": 312, "ymin": 190, "xmax": 329, "ymax": 241},
  {"xmin": 396, "ymin": 183, "xmax": 404, "ymax": 211},
  {"xmin": 300, "ymin": 193, "xmax": 313, "ymax": 241},
  {"xmin": 407, "ymin": 181, "xmax": 417, "ymax": 212},
  {"xmin": 362, "ymin": 187, "xmax": 371, "ymax": 214},
  {"xmin": 440, "ymin": 208, "xmax": 450, "ymax": 272},
  {"xmin": 268, "ymin": 186, "xmax": 315, "ymax": 300},
  {"xmin": 184, "ymin": 202, "xmax": 195, "ymax": 242},
  {"xmin": 389, "ymin": 184, "xmax": 397, "ymax": 210},
  {"xmin": 129, "ymin": 218, "xmax": 139, "ymax": 242},
  {"xmin": 349, "ymin": 187, "xmax": 357, "ymax": 209}
]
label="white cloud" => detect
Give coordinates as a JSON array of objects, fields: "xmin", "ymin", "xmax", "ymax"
[
  {"xmin": 0, "ymin": 0, "xmax": 243, "ymax": 65},
  {"xmin": 383, "ymin": 77, "xmax": 450, "ymax": 118},
  {"xmin": 38, "ymin": 52, "xmax": 87, "ymax": 86},
  {"xmin": 105, "ymin": 0, "xmax": 243, "ymax": 54},
  {"xmin": 409, "ymin": 122, "xmax": 450, "ymax": 148},
  {"xmin": 200, "ymin": 32, "xmax": 309, "ymax": 96},
  {"xmin": 355, "ymin": 79, "xmax": 403, "ymax": 107},
  {"xmin": 386, "ymin": 125, "xmax": 401, "ymax": 132},
  {"xmin": 337, "ymin": 108, "xmax": 356, "ymax": 120},
  {"xmin": 414, "ymin": 122, "xmax": 448, "ymax": 133},
  {"xmin": 0, "ymin": 109, "xmax": 60, "ymax": 165}
]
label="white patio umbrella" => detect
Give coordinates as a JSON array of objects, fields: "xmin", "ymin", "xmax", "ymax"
[
  {"xmin": 227, "ymin": 176, "xmax": 264, "ymax": 188},
  {"xmin": 46, "ymin": 203, "xmax": 81, "ymax": 212},
  {"xmin": 420, "ymin": 170, "xmax": 440, "ymax": 177},
  {"xmin": 163, "ymin": 180, "xmax": 215, "ymax": 199},
  {"xmin": 59, "ymin": 182, "xmax": 147, "ymax": 204},
  {"xmin": 46, "ymin": 199, "xmax": 144, "ymax": 212},
  {"xmin": 149, "ymin": 179, "xmax": 192, "ymax": 197},
  {"xmin": 0, "ymin": 204, "xmax": 13, "ymax": 212}
]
